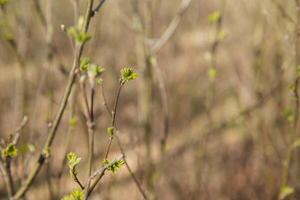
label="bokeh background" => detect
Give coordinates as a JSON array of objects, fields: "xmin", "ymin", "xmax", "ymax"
[{"xmin": 0, "ymin": 0, "xmax": 299, "ymax": 199}]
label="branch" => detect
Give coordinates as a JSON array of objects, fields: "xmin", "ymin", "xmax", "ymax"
[
  {"xmin": 85, "ymin": 155, "xmax": 124, "ymax": 198},
  {"xmin": 11, "ymin": 116, "xmax": 28, "ymax": 146},
  {"xmin": 12, "ymin": 0, "xmax": 96, "ymax": 198},
  {"xmin": 100, "ymin": 83, "xmax": 112, "ymax": 117},
  {"xmin": 91, "ymin": 0, "xmax": 107, "ymax": 17},
  {"xmin": 104, "ymin": 82, "xmax": 124, "ymax": 159},
  {"xmin": 150, "ymin": 0, "xmax": 192, "ymax": 53}
]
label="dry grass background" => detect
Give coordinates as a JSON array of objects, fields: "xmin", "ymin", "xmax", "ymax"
[{"xmin": 0, "ymin": 0, "xmax": 299, "ymax": 199}]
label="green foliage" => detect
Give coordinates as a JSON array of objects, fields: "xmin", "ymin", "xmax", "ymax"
[
  {"xmin": 80, "ymin": 58, "xmax": 105, "ymax": 78},
  {"xmin": 68, "ymin": 27, "xmax": 91, "ymax": 44},
  {"xmin": 67, "ymin": 152, "xmax": 81, "ymax": 176},
  {"xmin": 88, "ymin": 64, "xmax": 105, "ymax": 77},
  {"xmin": 121, "ymin": 67, "xmax": 138, "ymax": 82},
  {"xmin": 2, "ymin": 143, "xmax": 17, "ymax": 158},
  {"xmin": 67, "ymin": 16, "xmax": 91, "ymax": 44},
  {"xmin": 80, "ymin": 58, "xmax": 91, "ymax": 72},
  {"xmin": 208, "ymin": 11, "xmax": 222, "ymax": 24},
  {"xmin": 69, "ymin": 117, "xmax": 78, "ymax": 127},
  {"xmin": 0, "ymin": 0, "xmax": 9, "ymax": 5},
  {"xmin": 107, "ymin": 127, "xmax": 115, "ymax": 137},
  {"xmin": 279, "ymin": 186, "xmax": 294, "ymax": 200},
  {"xmin": 103, "ymin": 158, "xmax": 125, "ymax": 174},
  {"xmin": 61, "ymin": 189, "xmax": 84, "ymax": 200}
]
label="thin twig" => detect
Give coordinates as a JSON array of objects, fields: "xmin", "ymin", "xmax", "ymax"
[
  {"xmin": 115, "ymin": 134, "xmax": 148, "ymax": 200},
  {"xmin": 12, "ymin": 116, "xmax": 28, "ymax": 145},
  {"xmin": 104, "ymin": 82, "xmax": 124, "ymax": 159},
  {"xmin": 150, "ymin": 0, "xmax": 192, "ymax": 53},
  {"xmin": 100, "ymin": 83, "xmax": 112, "ymax": 117},
  {"xmin": 91, "ymin": 0, "xmax": 107, "ymax": 17}
]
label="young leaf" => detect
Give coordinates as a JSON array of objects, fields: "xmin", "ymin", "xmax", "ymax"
[
  {"xmin": 67, "ymin": 152, "xmax": 81, "ymax": 176},
  {"xmin": 121, "ymin": 67, "xmax": 138, "ymax": 82},
  {"xmin": 61, "ymin": 189, "xmax": 84, "ymax": 200},
  {"xmin": 107, "ymin": 127, "xmax": 115, "ymax": 137},
  {"xmin": 67, "ymin": 27, "xmax": 91, "ymax": 45},
  {"xmin": 87, "ymin": 64, "xmax": 105, "ymax": 77},
  {"xmin": 103, "ymin": 158, "xmax": 125, "ymax": 174},
  {"xmin": 80, "ymin": 58, "xmax": 91, "ymax": 72},
  {"xmin": 2, "ymin": 143, "xmax": 18, "ymax": 158}
]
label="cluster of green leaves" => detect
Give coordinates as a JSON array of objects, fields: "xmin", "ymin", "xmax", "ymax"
[
  {"xmin": 0, "ymin": 0, "xmax": 9, "ymax": 5},
  {"xmin": 103, "ymin": 158, "xmax": 125, "ymax": 174},
  {"xmin": 121, "ymin": 67, "xmax": 138, "ymax": 83},
  {"xmin": 67, "ymin": 16, "xmax": 91, "ymax": 44},
  {"xmin": 67, "ymin": 152, "xmax": 81, "ymax": 177},
  {"xmin": 1, "ymin": 143, "xmax": 17, "ymax": 158},
  {"xmin": 61, "ymin": 189, "xmax": 84, "ymax": 200},
  {"xmin": 80, "ymin": 58, "xmax": 105, "ymax": 84}
]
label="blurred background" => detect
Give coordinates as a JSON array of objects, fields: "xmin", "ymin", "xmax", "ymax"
[{"xmin": 0, "ymin": 0, "xmax": 299, "ymax": 199}]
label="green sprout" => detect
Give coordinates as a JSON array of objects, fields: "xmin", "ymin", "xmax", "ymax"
[
  {"xmin": 80, "ymin": 58, "xmax": 105, "ymax": 78},
  {"xmin": 88, "ymin": 64, "xmax": 105, "ymax": 77},
  {"xmin": 67, "ymin": 152, "xmax": 81, "ymax": 177},
  {"xmin": 107, "ymin": 127, "xmax": 115, "ymax": 137},
  {"xmin": 67, "ymin": 16, "xmax": 91, "ymax": 44},
  {"xmin": 61, "ymin": 189, "xmax": 84, "ymax": 200},
  {"xmin": 2, "ymin": 143, "xmax": 18, "ymax": 158},
  {"xmin": 121, "ymin": 67, "xmax": 138, "ymax": 83},
  {"xmin": 79, "ymin": 58, "xmax": 91, "ymax": 72},
  {"xmin": 68, "ymin": 27, "xmax": 91, "ymax": 44},
  {"xmin": 103, "ymin": 158, "xmax": 125, "ymax": 174}
]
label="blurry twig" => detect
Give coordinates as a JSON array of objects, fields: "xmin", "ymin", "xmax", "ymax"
[
  {"xmin": 80, "ymin": 75, "xmax": 97, "ymax": 198},
  {"xmin": 11, "ymin": 116, "xmax": 28, "ymax": 145},
  {"xmin": 91, "ymin": 0, "xmax": 107, "ymax": 17},
  {"xmin": 89, "ymin": 81, "xmax": 148, "ymax": 199},
  {"xmin": 150, "ymin": 0, "xmax": 192, "ymax": 53},
  {"xmin": 100, "ymin": 83, "xmax": 112, "ymax": 117},
  {"xmin": 279, "ymin": 0, "xmax": 300, "ymax": 193},
  {"xmin": 115, "ymin": 133, "xmax": 149, "ymax": 200}
]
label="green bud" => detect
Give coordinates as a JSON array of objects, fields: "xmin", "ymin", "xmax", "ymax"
[
  {"xmin": 121, "ymin": 67, "xmax": 138, "ymax": 82},
  {"xmin": 2, "ymin": 143, "xmax": 17, "ymax": 158}
]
